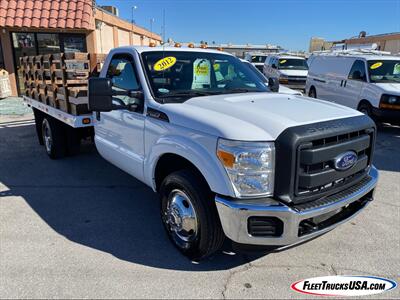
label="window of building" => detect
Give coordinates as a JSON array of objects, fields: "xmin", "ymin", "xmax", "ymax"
[
  {"xmin": 0, "ymin": 38, "xmax": 5, "ymax": 69},
  {"xmin": 61, "ymin": 34, "xmax": 87, "ymax": 53},
  {"xmin": 37, "ymin": 33, "xmax": 60, "ymax": 54},
  {"xmin": 11, "ymin": 33, "xmax": 37, "ymax": 94}
]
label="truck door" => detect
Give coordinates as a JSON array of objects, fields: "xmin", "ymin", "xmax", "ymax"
[
  {"xmin": 94, "ymin": 53, "xmax": 146, "ymax": 181},
  {"xmin": 337, "ymin": 60, "xmax": 366, "ymax": 108}
]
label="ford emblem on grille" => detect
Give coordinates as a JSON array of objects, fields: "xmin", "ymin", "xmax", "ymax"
[{"xmin": 333, "ymin": 151, "xmax": 358, "ymax": 171}]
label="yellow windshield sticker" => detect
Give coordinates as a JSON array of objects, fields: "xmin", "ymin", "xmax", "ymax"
[
  {"xmin": 153, "ymin": 56, "xmax": 177, "ymax": 71},
  {"xmin": 370, "ymin": 62, "xmax": 383, "ymax": 70},
  {"xmin": 280, "ymin": 59, "xmax": 287, "ymax": 64},
  {"xmin": 213, "ymin": 63, "xmax": 220, "ymax": 71},
  {"xmin": 195, "ymin": 64, "xmax": 210, "ymax": 76}
]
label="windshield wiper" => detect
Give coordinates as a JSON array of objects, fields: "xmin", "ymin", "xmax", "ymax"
[
  {"xmin": 161, "ymin": 91, "xmax": 219, "ymax": 98},
  {"xmin": 225, "ymin": 88, "xmax": 260, "ymax": 94}
]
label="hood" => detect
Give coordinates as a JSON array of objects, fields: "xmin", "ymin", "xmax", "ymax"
[
  {"xmin": 374, "ymin": 82, "xmax": 400, "ymax": 95},
  {"xmin": 160, "ymin": 93, "xmax": 362, "ymax": 141},
  {"xmin": 279, "ymin": 69, "xmax": 308, "ymax": 77}
]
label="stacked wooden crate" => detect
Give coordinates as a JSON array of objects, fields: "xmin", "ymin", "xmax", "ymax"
[
  {"xmin": 21, "ymin": 52, "xmax": 106, "ymax": 115},
  {"xmin": 54, "ymin": 52, "xmax": 90, "ymax": 115}
]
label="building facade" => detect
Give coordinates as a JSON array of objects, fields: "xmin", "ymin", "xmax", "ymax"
[
  {"xmin": 0, "ymin": 0, "xmax": 162, "ymax": 96},
  {"xmin": 309, "ymin": 32, "xmax": 400, "ymax": 54}
]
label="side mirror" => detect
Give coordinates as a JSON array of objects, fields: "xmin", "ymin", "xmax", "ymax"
[
  {"xmin": 268, "ymin": 77, "xmax": 279, "ymax": 92},
  {"xmin": 88, "ymin": 78, "xmax": 113, "ymax": 112},
  {"xmin": 271, "ymin": 64, "xmax": 277, "ymax": 69}
]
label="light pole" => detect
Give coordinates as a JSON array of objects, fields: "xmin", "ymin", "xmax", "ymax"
[
  {"xmin": 150, "ymin": 18, "xmax": 155, "ymax": 43},
  {"xmin": 131, "ymin": 5, "xmax": 138, "ymax": 24}
]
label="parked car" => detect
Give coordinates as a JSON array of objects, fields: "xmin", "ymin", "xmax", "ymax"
[
  {"xmin": 240, "ymin": 59, "xmax": 302, "ymax": 95},
  {"xmin": 263, "ymin": 54, "xmax": 308, "ymax": 91},
  {"xmin": 25, "ymin": 46, "xmax": 378, "ymax": 260},
  {"xmin": 306, "ymin": 52, "xmax": 400, "ymax": 125},
  {"xmin": 244, "ymin": 52, "xmax": 269, "ymax": 72}
]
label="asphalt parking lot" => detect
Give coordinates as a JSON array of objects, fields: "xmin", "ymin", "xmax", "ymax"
[{"xmin": 0, "ymin": 113, "xmax": 399, "ymax": 299}]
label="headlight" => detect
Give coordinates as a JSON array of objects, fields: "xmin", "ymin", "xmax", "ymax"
[
  {"xmin": 388, "ymin": 96, "xmax": 398, "ymax": 104},
  {"xmin": 217, "ymin": 139, "xmax": 275, "ymax": 198},
  {"xmin": 380, "ymin": 94, "xmax": 400, "ymax": 108},
  {"xmin": 279, "ymin": 74, "xmax": 289, "ymax": 84}
]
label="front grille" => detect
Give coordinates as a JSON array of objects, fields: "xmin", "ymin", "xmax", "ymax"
[
  {"xmin": 295, "ymin": 128, "xmax": 373, "ymax": 201},
  {"xmin": 255, "ymin": 65, "xmax": 263, "ymax": 72},
  {"xmin": 288, "ymin": 76, "xmax": 306, "ymax": 86},
  {"xmin": 274, "ymin": 115, "xmax": 376, "ymax": 205}
]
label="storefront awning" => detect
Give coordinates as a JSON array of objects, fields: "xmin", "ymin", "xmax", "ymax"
[{"xmin": 0, "ymin": 0, "xmax": 94, "ymax": 30}]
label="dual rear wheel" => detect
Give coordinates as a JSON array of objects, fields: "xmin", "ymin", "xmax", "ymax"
[{"xmin": 34, "ymin": 109, "xmax": 81, "ymax": 159}]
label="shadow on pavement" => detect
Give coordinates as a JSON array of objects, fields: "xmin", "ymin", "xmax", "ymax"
[
  {"xmin": 0, "ymin": 121, "xmax": 264, "ymax": 271},
  {"xmin": 374, "ymin": 124, "xmax": 400, "ymax": 172}
]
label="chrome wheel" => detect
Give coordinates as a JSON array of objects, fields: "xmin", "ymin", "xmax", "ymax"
[
  {"xmin": 164, "ymin": 189, "xmax": 199, "ymax": 249},
  {"xmin": 42, "ymin": 119, "xmax": 52, "ymax": 154}
]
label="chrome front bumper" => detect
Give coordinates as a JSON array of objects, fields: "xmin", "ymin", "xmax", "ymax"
[{"xmin": 215, "ymin": 166, "xmax": 378, "ymax": 246}]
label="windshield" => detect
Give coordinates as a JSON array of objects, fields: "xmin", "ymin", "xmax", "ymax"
[
  {"xmin": 278, "ymin": 58, "xmax": 308, "ymax": 70},
  {"xmin": 242, "ymin": 61, "xmax": 269, "ymax": 83},
  {"xmin": 251, "ymin": 55, "xmax": 267, "ymax": 63},
  {"xmin": 141, "ymin": 51, "xmax": 269, "ymax": 102},
  {"xmin": 368, "ymin": 60, "xmax": 400, "ymax": 83}
]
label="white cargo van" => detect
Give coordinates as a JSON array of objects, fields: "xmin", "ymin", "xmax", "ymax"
[
  {"xmin": 306, "ymin": 52, "xmax": 400, "ymax": 125},
  {"xmin": 263, "ymin": 54, "xmax": 308, "ymax": 91},
  {"xmin": 244, "ymin": 52, "xmax": 269, "ymax": 73}
]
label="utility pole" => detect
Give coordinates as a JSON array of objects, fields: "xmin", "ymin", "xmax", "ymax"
[{"xmin": 150, "ymin": 18, "xmax": 155, "ymax": 43}]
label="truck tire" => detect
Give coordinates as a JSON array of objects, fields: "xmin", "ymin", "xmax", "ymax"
[
  {"xmin": 160, "ymin": 170, "xmax": 225, "ymax": 260},
  {"xmin": 309, "ymin": 87, "xmax": 317, "ymax": 98},
  {"xmin": 42, "ymin": 117, "xmax": 66, "ymax": 159},
  {"xmin": 33, "ymin": 108, "xmax": 44, "ymax": 145},
  {"xmin": 358, "ymin": 102, "xmax": 372, "ymax": 117}
]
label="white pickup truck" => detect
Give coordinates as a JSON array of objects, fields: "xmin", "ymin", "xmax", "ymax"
[{"xmin": 26, "ymin": 46, "xmax": 378, "ymax": 260}]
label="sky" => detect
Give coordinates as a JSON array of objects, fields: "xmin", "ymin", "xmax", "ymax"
[{"xmin": 95, "ymin": 0, "xmax": 400, "ymax": 51}]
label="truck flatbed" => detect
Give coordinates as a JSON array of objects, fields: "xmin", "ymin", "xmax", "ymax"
[{"xmin": 24, "ymin": 96, "xmax": 94, "ymax": 128}]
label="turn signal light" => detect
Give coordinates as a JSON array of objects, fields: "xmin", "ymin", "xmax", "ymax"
[
  {"xmin": 379, "ymin": 103, "xmax": 400, "ymax": 110},
  {"xmin": 82, "ymin": 118, "xmax": 91, "ymax": 124},
  {"xmin": 217, "ymin": 150, "xmax": 235, "ymax": 168}
]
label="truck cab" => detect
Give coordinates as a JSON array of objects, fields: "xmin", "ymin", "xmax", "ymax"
[{"xmin": 29, "ymin": 46, "xmax": 378, "ymax": 260}]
